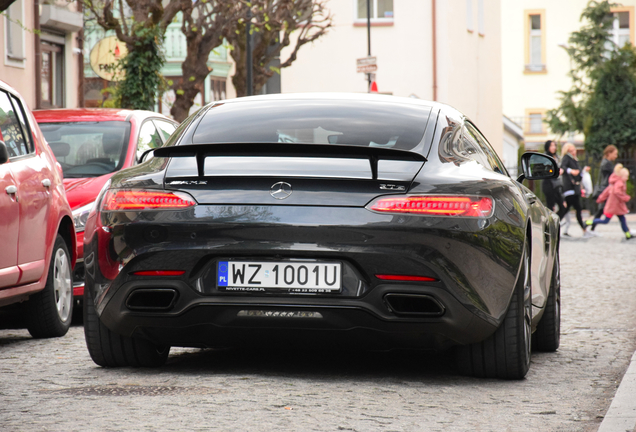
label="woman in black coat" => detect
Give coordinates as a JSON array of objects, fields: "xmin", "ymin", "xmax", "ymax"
[
  {"xmin": 557, "ymin": 143, "xmax": 588, "ymax": 236},
  {"xmin": 541, "ymin": 140, "xmax": 563, "ymax": 213}
]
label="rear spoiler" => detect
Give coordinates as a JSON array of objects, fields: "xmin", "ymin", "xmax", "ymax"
[{"xmin": 153, "ymin": 143, "xmax": 426, "ymax": 180}]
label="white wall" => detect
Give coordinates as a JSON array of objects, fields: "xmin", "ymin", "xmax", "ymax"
[
  {"xmin": 280, "ymin": 1, "xmax": 433, "ymax": 98},
  {"xmin": 278, "ymin": 0, "xmax": 503, "ymax": 154}
]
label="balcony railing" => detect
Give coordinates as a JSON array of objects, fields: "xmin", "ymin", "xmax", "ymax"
[{"xmin": 83, "ymin": 18, "xmax": 228, "ymax": 73}]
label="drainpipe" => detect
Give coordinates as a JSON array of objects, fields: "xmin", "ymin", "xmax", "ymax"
[
  {"xmin": 432, "ymin": 0, "xmax": 437, "ymax": 101},
  {"xmin": 367, "ymin": 0, "xmax": 371, "ymax": 92},
  {"xmin": 77, "ymin": 0, "xmax": 84, "ymax": 107},
  {"xmin": 34, "ymin": 0, "xmax": 42, "ymax": 109},
  {"xmin": 246, "ymin": 6, "xmax": 253, "ymax": 96}
]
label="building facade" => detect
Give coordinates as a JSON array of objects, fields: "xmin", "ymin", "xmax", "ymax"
[
  {"xmin": 83, "ymin": 14, "xmax": 233, "ymax": 117},
  {"xmin": 0, "ymin": 0, "xmax": 83, "ymax": 110},
  {"xmin": 501, "ymin": 0, "xmax": 636, "ymax": 151},
  {"xmin": 277, "ymin": 0, "xmax": 505, "ymax": 157}
]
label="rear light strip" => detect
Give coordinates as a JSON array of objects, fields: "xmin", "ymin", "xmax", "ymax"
[
  {"xmin": 101, "ymin": 189, "xmax": 197, "ymax": 211},
  {"xmin": 368, "ymin": 195, "xmax": 493, "ymax": 217},
  {"xmin": 376, "ymin": 274, "xmax": 438, "ymax": 282}
]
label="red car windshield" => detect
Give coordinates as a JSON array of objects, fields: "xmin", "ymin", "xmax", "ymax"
[{"xmin": 39, "ymin": 121, "xmax": 131, "ymax": 178}]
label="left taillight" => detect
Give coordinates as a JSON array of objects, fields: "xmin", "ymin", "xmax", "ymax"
[
  {"xmin": 100, "ymin": 189, "xmax": 197, "ymax": 211},
  {"xmin": 367, "ymin": 195, "xmax": 494, "ymax": 218}
]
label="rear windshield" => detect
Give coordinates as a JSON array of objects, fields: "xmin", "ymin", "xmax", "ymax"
[
  {"xmin": 39, "ymin": 121, "xmax": 131, "ymax": 178},
  {"xmin": 191, "ymin": 100, "xmax": 430, "ymax": 151}
]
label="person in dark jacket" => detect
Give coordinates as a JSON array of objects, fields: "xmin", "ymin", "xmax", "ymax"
[
  {"xmin": 541, "ymin": 140, "xmax": 564, "ymax": 213},
  {"xmin": 588, "ymin": 145, "xmax": 618, "ymax": 234},
  {"xmin": 557, "ymin": 143, "xmax": 590, "ymax": 236}
]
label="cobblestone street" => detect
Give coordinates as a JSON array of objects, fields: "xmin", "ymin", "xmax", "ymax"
[{"xmin": 1, "ymin": 214, "xmax": 635, "ymax": 432}]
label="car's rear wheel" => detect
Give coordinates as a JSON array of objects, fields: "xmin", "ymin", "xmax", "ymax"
[
  {"xmin": 26, "ymin": 235, "xmax": 73, "ymax": 338},
  {"xmin": 455, "ymin": 239, "xmax": 532, "ymax": 379},
  {"xmin": 83, "ymin": 283, "xmax": 169, "ymax": 367},
  {"xmin": 532, "ymin": 251, "xmax": 560, "ymax": 352}
]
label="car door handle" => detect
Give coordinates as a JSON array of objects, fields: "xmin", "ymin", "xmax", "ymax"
[
  {"xmin": 525, "ymin": 193, "xmax": 537, "ymax": 204},
  {"xmin": 5, "ymin": 185, "xmax": 18, "ymax": 201},
  {"xmin": 42, "ymin": 178, "xmax": 51, "ymax": 188}
]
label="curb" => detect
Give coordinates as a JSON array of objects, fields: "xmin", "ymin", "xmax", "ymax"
[{"xmin": 598, "ymin": 350, "xmax": 636, "ymax": 432}]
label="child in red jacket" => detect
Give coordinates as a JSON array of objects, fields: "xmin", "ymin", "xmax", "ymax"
[{"xmin": 586, "ymin": 167, "xmax": 633, "ymax": 240}]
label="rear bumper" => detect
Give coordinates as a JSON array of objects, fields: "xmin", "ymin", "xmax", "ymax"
[
  {"xmin": 85, "ymin": 204, "xmax": 525, "ymax": 350},
  {"xmin": 93, "ymin": 278, "xmax": 498, "ymax": 350},
  {"xmin": 72, "ymin": 259, "xmax": 85, "ymax": 298}
]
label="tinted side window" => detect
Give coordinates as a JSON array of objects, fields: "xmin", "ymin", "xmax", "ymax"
[
  {"xmin": 136, "ymin": 121, "xmax": 162, "ymax": 163},
  {"xmin": 466, "ymin": 123, "xmax": 508, "ymax": 175},
  {"xmin": 9, "ymin": 95, "xmax": 33, "ymax": 153},
  {"xmin": 153, "ymin": 120, "xmax": 177, "ymax": 145},
  {"xmin": 0, "ymin": 91, "xmax": 29, "ymax": 157},
  {"xmin": 457, "ymin": 126, "xmax": 492, "ymax": 170}
]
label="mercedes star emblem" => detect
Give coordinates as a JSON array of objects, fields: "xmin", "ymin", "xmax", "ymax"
[{"xmin": 270, "ymin": 182, "xmax": 293, "ymax": 200}]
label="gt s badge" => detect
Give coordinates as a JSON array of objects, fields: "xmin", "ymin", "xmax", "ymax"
[{"xmin": 379, "ymin": 184, "xmax": 406, "ymax": 191}]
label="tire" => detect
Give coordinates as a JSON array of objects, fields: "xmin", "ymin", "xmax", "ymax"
[
  {"xmin": 532, "ymin": 251, "xmax": 561, "ymax": 352},
  {"xmin": 83, "ymin": 282, "xmax": 170, "ymax": 367},
  {"xmin": 26, "ymin": 235, "xmax": 73, "ymax": 338},
  {"xmin": 455, "ymin": 240, "xmax": 532, "ymax": 379}
]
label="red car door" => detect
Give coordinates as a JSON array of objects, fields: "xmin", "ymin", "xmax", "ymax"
[
  {"xmin": 0, "ymin": 91, "xmax": 51, "ymax": 285},
  {"xmin": 0, "ymin": 161, "xmax": 19, "ymax": 288}
]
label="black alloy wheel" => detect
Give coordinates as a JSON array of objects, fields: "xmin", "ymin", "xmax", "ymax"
[
  {"xmin": 455, "ymin": 239, "xmax": 532, "ymax": 379},
  {"xmin": 532, "ymin": 251, "xmax": 561, "ymax": 352},
  {"xmin": 83, "ymin": 283, "xmax": 170, "ymax": 367}
]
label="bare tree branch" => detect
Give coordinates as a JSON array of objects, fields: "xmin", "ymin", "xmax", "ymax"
[{"xmin": 226, "ymin": 0, "xmax": 333, "ymax": 96}]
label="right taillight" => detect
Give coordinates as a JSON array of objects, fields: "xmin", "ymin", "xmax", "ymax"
[
  {"xmin": 367, "ymin": 195, "xmax": 494, "ymax": 217},
  {"xmin": 100, "ymin": 189, "xmax": 197, "ymax": 211}
]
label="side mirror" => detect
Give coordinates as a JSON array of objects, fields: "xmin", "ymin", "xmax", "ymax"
[
  {"xmin": 0, "ymin": 141, "xmax": 9, "ymax": 165},
  {"xmin": 517, "ymin": 152, "xmax": 559, "ymax": 183}
]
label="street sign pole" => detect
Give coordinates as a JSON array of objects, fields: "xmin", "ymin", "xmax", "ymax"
[
  {"xmin": 246, "ymin": 6, "xmax": 253, "ymax": 96},
  {"xmin": 367, "ymin": 0, "xmax": 371, "ymax": 92}
]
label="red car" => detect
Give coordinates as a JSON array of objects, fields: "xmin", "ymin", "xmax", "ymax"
[
  {"xmin": 33, "ymin": 109, "xmax": 178, "ymax": 299},
  {"xmin": 0, "ymin": 80, "xmax": 76, "ymax": 338}
]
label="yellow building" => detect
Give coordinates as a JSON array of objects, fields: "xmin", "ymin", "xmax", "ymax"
[{"xmin": 501, "ymin": 0, "xmax": 636, "ymax": 151}]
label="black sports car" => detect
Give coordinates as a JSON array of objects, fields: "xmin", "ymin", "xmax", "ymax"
[{"xmin": 82, "ymin": 94, "xmax": 560, "ymax": 379}]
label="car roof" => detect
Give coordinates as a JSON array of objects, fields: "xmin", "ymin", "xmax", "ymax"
[
  {"xmin": 33, "ymin": 108, "xmax": 173, "ymax": 123},
  {"xmin": 206, "ymin": 92, "xmax": 465, "ymax": 124},
  {"xmin": 213, "ymin": 92, "xmax": 441, "ymax": 109}
]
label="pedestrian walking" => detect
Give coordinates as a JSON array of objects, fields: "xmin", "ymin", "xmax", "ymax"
[
  {"xmin": 588, "ymin": 145, "xmax": 618, "ymax": 234},
  {"xmin": 541, "ymin": 140, "xmax": 564, "ymax": 213},
  {"xmin": 586, "ymin": 166, "xmax": 633, "ymax": 240},
  {"xmin": 557, "ymin": 143, "xmax": 590, "ymax": 237}
]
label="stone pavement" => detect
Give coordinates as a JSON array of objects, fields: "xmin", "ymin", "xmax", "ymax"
[{"xmin": 562, "ymin": 211, "xmax": 636, "ymax": 432}]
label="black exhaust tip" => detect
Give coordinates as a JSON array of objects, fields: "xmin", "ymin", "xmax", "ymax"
[
  {"xmin": 384, "ymin": 293, "xmax": 445, "ymax": 317},
  {"xmin": 126, "ymin": 289, "xmax": 178, "ymax": 311}
]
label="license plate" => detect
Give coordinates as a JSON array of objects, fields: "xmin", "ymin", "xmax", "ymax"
[{"xmin": 217, "ymin": 260, "xmax": 342, "ymax": 293}]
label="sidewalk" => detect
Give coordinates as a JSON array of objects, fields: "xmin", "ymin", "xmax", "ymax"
[
  {"xmin": 567, "ymin": 211, "xmax": 636, "ymax": 431},
  {"xmin": 598, "ymin": 350, "xmax": 636, "ymax": 431}
]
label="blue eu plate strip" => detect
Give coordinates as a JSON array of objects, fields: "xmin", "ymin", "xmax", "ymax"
[{"xmin": 217, "ymin": 261, "xmax": 228, "ymax": 286}]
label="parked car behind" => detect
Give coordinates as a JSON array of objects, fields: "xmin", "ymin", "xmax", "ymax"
[
  {"xmin": 0, "ymin": 80, "xmax": 76, "ymax": 338},
  {"xmin": 34, "ymin": 109, "xmax": 178, "ymax": 301}
]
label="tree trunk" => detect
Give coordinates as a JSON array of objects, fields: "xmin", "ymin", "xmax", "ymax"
[{"xmin": 170, "ymin": 33, "xmax": 224, "ymax": 122}]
